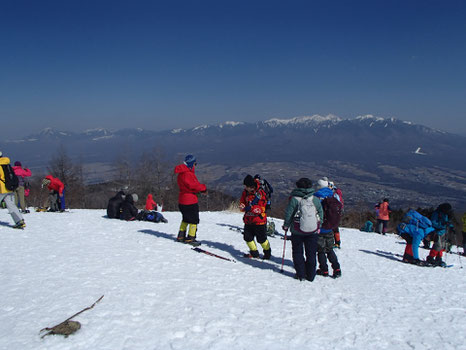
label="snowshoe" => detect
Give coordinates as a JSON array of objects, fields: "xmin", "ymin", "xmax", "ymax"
[{"xmin": 243, "ymin": 250, "xmax": 260, "ymax": 259}]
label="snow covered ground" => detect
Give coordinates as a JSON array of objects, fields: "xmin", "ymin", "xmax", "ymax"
[{"xmin": 0, "ymin": 209, "xmax": 465, "ymax": 350}]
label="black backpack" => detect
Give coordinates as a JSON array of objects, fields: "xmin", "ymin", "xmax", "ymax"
[
  {"xmin": 254, "ymin": 174, "xmax": 273, "ymax": 209},
  {"xmin": 1, "ymin": 164, "xmax": 19, "ymax": 191}
]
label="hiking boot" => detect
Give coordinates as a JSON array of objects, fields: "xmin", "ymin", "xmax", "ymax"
[
  {"xmin": 426, "ymin": 256, "xmax": 436, "ymax": 266},
  {"xmin": 243, "ymin": 250, "xmax": 260, "ymax": 259},
  {"xmin": 12, "ymin": 220, "xmax": 26, "ymax": 229},
  {"xmin": 316, "ymin": 269, "xmax": 329, "ymax": 277},
  {"xmin": 263, "ymin": 249, "xmax": 271, "ymax": 260},
  {"xmin": 402, "ymin": 253, "xmax": 413, "ymax": 263},
  {"xmin": 334, "ymin": 241, "xmax": 341, "ymax": 249},
  {"xmin": 435, "ymin": 256, "xmax": 446, "ymax": 267},
  {"xmin": 294, "ymin": 274, "xmax": 305, "ymax": 281},
  {"xmin": 177, "ymin": 230, "xmax": 186, "ymax": 243},
  {"xmin": 333, "ymin": 269, "xmax": 342, "ymax": 278}
]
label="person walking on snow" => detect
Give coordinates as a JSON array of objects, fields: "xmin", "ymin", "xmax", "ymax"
[
  {"xmin": 375, "ymin": 198, "xmax": 391, "ymax": 234},
  {"xmin": 12, "ymin": 161, "xmax": 32, "ymax": 213},
  {"xmin": 174, "ymin": 155, "xmax": 207, "ymax": 246},
  {"xmin": 0, "ymin": 151, "xmax": 26, "ymax": 228},
  {"xmin": 282, "ymin": 178, "xmax": 322, "ymax": 281},
  {"xmin": 239, "ymin": 175, "xmax": 271, "ymax": 259}
]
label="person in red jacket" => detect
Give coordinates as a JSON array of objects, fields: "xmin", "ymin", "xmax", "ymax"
[
  {"xmin": 174, "ymin": 155, "xmax": 206, "ymax": 245},
  {"xmin": 239, "ymin": 175, "xmax": 271, "ymax": 259},
  {"xmin": 42, "ymin": 175, "xmax": 66, "ymax": 212},
  {"xmin": 145, "ymin": 193, "xmax": 157, "ymax": 211},
  {"xmin": 12, "ymin": 161, "xmax": 32, "ymax": 213}
]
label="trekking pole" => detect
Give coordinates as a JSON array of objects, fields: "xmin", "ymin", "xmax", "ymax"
[
  {"xmin": 280, "ymin": 228, "xmax": 288, "ymax": 273},
  {"xmin": 453, "ymin": 231, "xmax": 464, "ymax": 269}
]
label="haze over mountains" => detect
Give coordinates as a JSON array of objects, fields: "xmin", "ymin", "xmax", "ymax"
[{"xmin": 2, "ymin": 115, "xmax": 466, "ymax": 210}]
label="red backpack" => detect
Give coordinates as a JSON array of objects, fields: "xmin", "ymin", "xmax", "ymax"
[{"xmin": 321, "ymin": 196, "xmax": 343, "ymax": 230}]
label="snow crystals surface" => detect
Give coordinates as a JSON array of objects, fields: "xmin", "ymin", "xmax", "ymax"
[{"xmin": 0, "ymin": 209, "xmax": 465, "ymax": 350}]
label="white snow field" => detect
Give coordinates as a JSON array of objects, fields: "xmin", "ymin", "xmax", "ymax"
[{"xmin": 0, "ymin": 209, "xmax": 465, "ymax": 350}]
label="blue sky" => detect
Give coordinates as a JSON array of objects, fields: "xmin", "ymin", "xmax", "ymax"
[{"xmin": 1, "ymin": 0, "xmax": 465, "ymax": 137}]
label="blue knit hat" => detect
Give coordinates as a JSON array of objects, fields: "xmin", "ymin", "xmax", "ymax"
[{"xmin": 184, "ymin": 154, "xmax": 196, "ymax": 168}]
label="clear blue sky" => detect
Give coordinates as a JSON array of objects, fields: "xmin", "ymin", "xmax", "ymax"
[{"xmin": 1, "ymin": 0, "xmax": 465, "ymax": 137}]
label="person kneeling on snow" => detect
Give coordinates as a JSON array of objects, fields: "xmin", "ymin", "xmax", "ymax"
[{"xmin": 397, "ymin": 210, "xmax": 435, "ymax": 265}]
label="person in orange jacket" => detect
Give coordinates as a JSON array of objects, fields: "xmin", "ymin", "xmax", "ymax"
[
  {"xmin": 375, "ymin": 198, "xmax": 391, "ymax": 235},
  {"xmin": 42, "ymin": 175, "xmax": 66, "ymax": 212}
]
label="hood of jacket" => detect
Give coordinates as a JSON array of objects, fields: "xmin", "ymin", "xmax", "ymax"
[
  {"xmin": 174, "ymin": 163, "xmax": 195, "ymax": 174},
  {"xmin": 290, "ymin": 187, "xmax": 315, "ymax": 198}
]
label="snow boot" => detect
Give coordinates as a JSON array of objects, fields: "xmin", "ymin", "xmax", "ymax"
[
  {"xmin": 177, "ymin": 230, "xmax": 186, "ymax": 243},
  {"xmin": 316, "ymin": 269, "xmax": 329, "ymax": 277},
  {"xmin": 426, "ymin": 255, "xmax": 436, "ymax": 266},
  {"xmin": 332, "ymin": 269, "xmax": 342, "ymax": 278},
  {"xmin": 263, "ymin": 248, "xmax": 271, "ymax": 260},
  {"xmin": 12, "ymin": 220, "xmax": 26, "ymax": 229},
  {"xmin": 435, "ymin": 256, "xmax": 446, "ymax": 267},
  {"xmin": 402, "ymin": 253, "xmax": 413, "ymax": 263}
]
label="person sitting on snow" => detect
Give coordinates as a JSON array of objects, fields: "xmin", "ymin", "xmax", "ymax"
[
  {"xmin": 107, "ymin": 190, "xmax": 126, "ymax": 219},
  {"xmin": 120, "ymin": 193, "xmax": 140, "ymax": 221},
  {"xmin": 142, "ymin": 193, "xmax": 168, "ymax": 223}
]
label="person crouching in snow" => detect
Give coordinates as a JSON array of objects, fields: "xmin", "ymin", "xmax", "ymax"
[
  {"xmin": 239, "ymin": 175, "xmax": 271, "ymax": 259},
  {"xmin": 282, "ymin": 177, "xmax": 322, "ymax": 281},
  {"xmin": 426, "ymin": 203, "xmax": 454, "ymax": 267},
  {"xmin": 42, "ymin": 175, "xmax": 65, "ymax": 212},
  {"xmin": 397, "ymin": 210, "xmax": 435, "ymax": 265},
  {"xmin": 174, "ymin": 155, "xmax": 207, "ymax": 246}
]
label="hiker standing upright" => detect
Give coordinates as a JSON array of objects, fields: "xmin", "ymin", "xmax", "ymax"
[
  {"xmin": 375, "ymin": 198, "xmax": 391, "ymax": 234},
  {"xmin": 239, "ymin": 175, "xmax": 271, "ymax": 259},
  {"xmin": 282, "ymin": 178, "xmax": 322, "ymax": 281},
  {"xmin": 174, "ymin": 155, "xmax": 206, "ymax": 246},
  {"xmin": 0, "ymin": 151, "xmax": 25, "ymax": 228},
  {"xmin": 12, "ymin": 161, "xmax": 32, "ymax": 213}
]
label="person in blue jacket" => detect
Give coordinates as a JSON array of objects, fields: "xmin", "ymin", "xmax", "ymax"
[
  {"xmin": 398, "ymin": 210, "xmax": 435, "ymax": 265},
  {"xmin": 426, "ymin": 203, "xmax": 454, "ymax": 267}
]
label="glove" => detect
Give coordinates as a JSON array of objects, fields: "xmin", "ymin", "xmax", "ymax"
[{"xmin": 282, "ymin": 225, "xmax": 289, "ymax": 232}]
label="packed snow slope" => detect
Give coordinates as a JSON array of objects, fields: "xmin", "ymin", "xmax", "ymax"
[{"xmin": 0, "ymin": 209, "xmax": 465, "ymax": 350}]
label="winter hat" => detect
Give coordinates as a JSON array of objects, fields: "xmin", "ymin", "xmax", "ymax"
[
  {"xmin": 14, "ymin": 161, "xmax": 22, "ymax": 167},
  {"xmin": 184, "ymin": 154, "xmax": 196, "ymax": 169},
  {"xmin": 132, "ymin": 194, "xmax": 139, "ymax": 203},
  {"xmin": 316, "ymin": 179, "xmax": 328, "ymax": 189},
  {"xmin": 296, "ymin": 177, "xmax": 313, "ymax": 189},
  {"xmin": 328, "ymin": 181, "xmax": 335, "ymax": 189},
  {"xmin": 438, "ymin": 202, "xmax": 452, "ymax": 214},
  {"xmin": 243, "ymin": 174, "xmax": 255, "ymax": 187}
]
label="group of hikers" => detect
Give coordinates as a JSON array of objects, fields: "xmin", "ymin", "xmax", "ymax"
[
  {"xmin": 2, "ymin": 150, "xmax": 466, "ymax": 279},
  {"xmin": 0, "ymin": 151, "xmax": 69, "ymax": 229}
]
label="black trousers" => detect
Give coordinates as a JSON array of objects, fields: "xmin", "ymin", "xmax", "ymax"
[
  {"xmin": 291, "ymin": 233, "xmax": 318, "ymax": 281},
  {"xmin": 243, "ymin": 224, "xmax": 267, "ymax": 244},
  {"xmin": 179, "ymin": 203, "xmax": 200, "ymax": 224}
]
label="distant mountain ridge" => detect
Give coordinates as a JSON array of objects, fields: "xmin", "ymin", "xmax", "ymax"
[{"xmin": 2, "ymin": 114, "xmax": 466, "ymax": 209}]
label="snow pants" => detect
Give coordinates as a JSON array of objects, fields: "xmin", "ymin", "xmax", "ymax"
[
  {"xmin": 291, "ymin": 233, "xmax": 318, "ymax": 281},
  {"xmin": 0, "ymin": 193, "xmax": 23, "ymax": 224},
  {"xmin": 317, "ymin": 232, "xmax": 340, "ymax": 273}
]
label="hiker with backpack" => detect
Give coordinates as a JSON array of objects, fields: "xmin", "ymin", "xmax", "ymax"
[
  {"xmin": 12, "ymin": 161, "xmax": 32, "ymax": 213},
  {"xmin": 282, "ymin": 178, "xmax": 322, "ymax": 281},
  {"xmin": 328, "ymin": 180, "xmax": 343, "ymax": 248},
  {"xmin": 239, "ymin": 174, "xmax": 271, "ymax": 259},
  {"xmin": 375, "ymin": 199, "xmax": 392, "ymax": 235},
  {"xmin": 0, "ymin": 151, "xmax": 26, "ymax": 229},
  {"xmin": 42, "ymin": 175, "xmax": 66, "ymax": 212},
  {"xmin": 174, "ymin": 155, "xmax": 207, "ymax": 246},
  {"xmin": 425, "ymin": 203, "xmax": 454, "ymax": 267},
  {"xmin": 397, "ymin": 209, "xmax": 435, "ymax": 265},
  {"xmin": 314, "ymin": 179, "xmax": 343, "ymax": 278}
]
